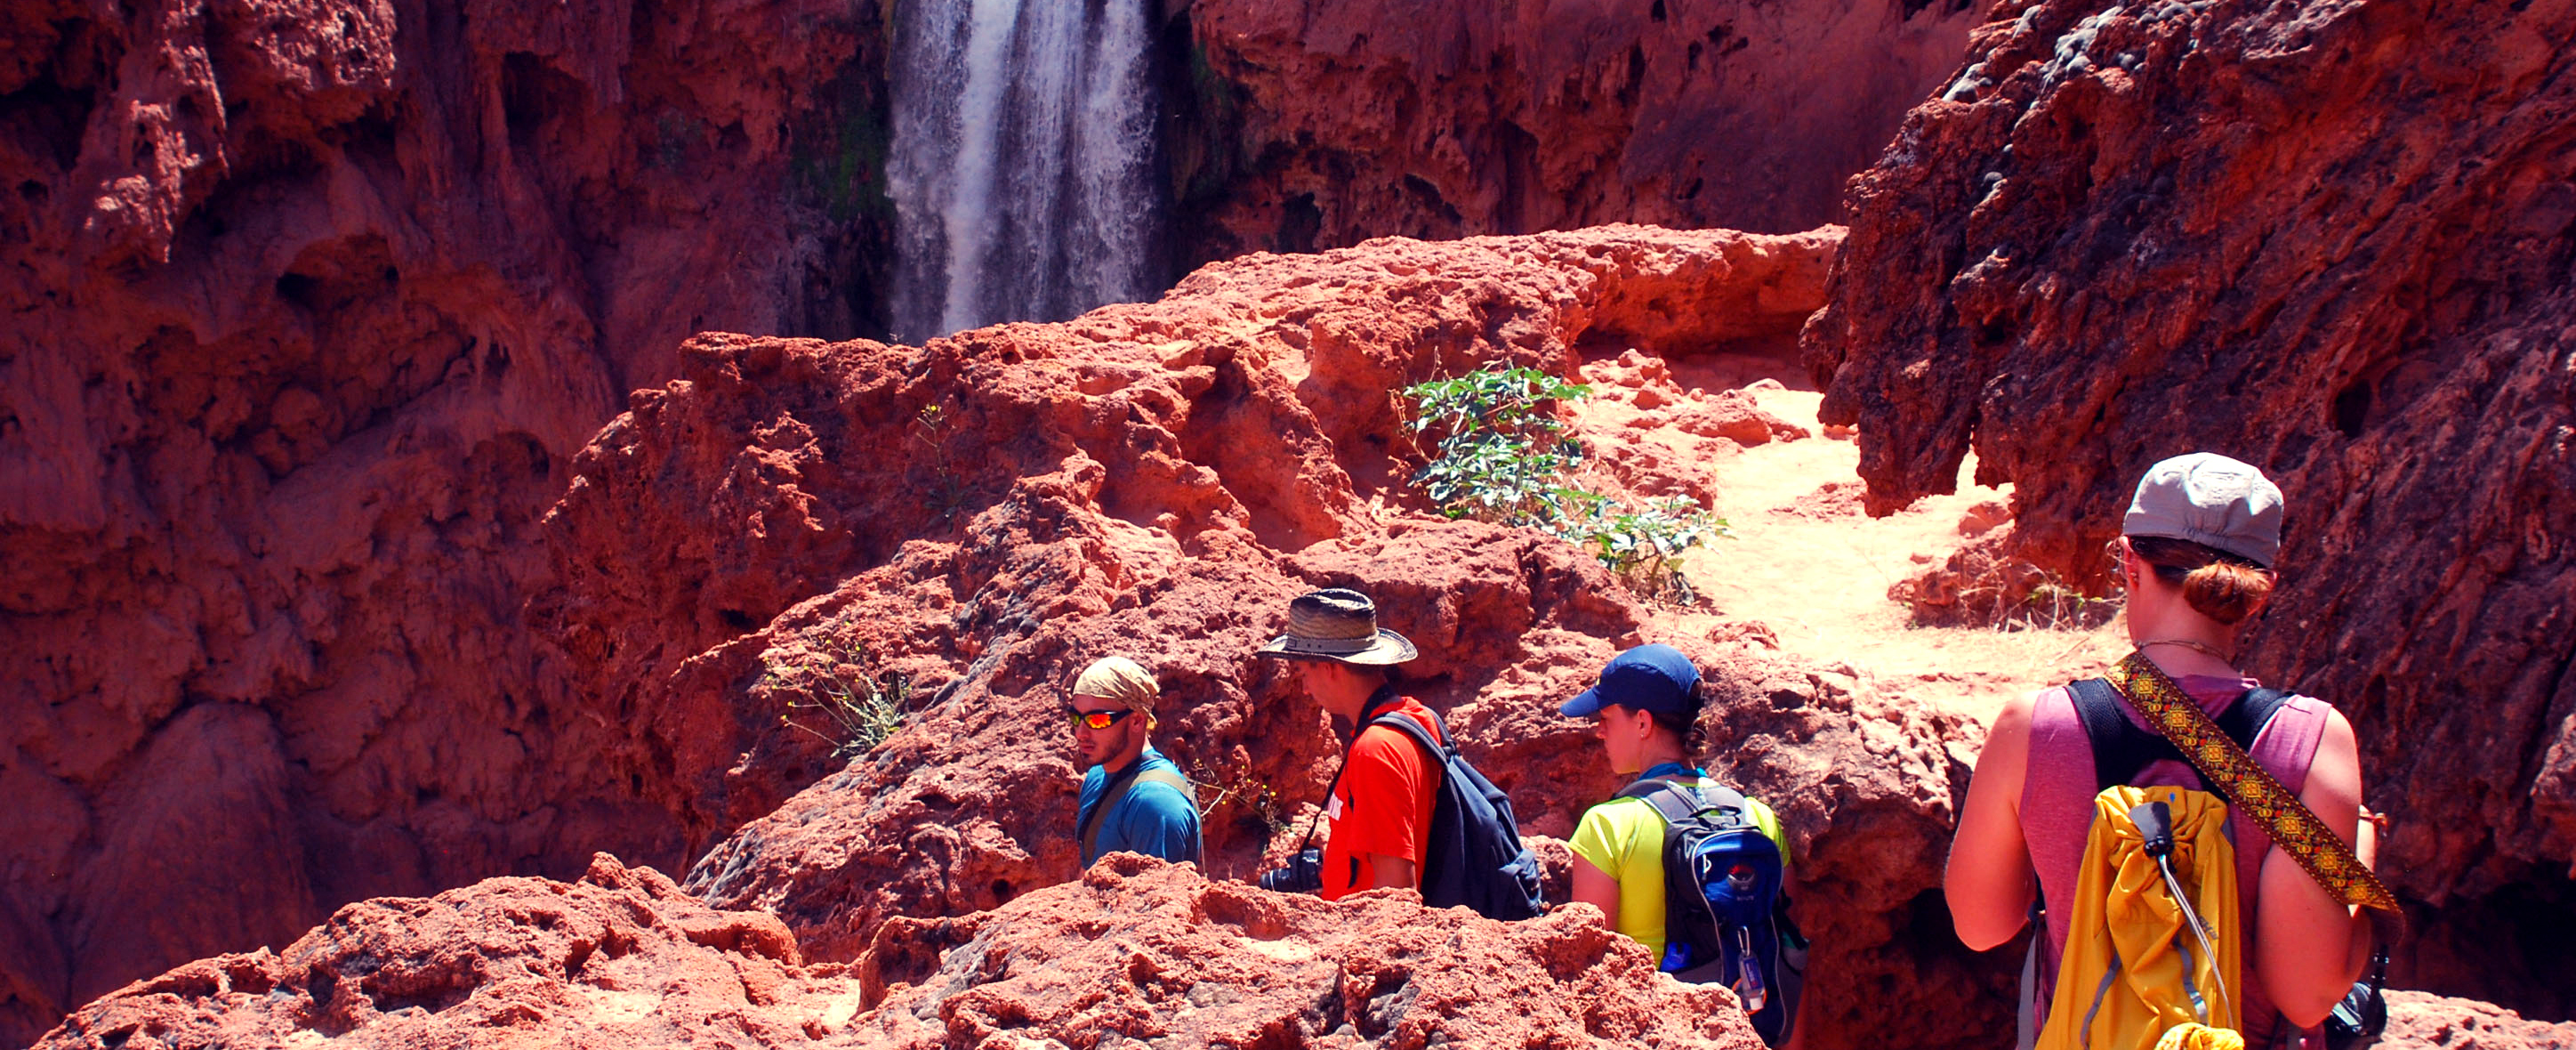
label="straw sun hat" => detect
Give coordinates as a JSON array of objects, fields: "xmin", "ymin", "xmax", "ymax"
[{"xmin": 1254, "ymin": 588, "xmax": 1419, "ymax": 666}]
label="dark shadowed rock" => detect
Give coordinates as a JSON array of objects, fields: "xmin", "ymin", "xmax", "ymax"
[
  {"xmin": 1173, "ymin": 0, "xmax": 1986, "ymax": 256},
  {"xmin": 0, "ymin": 0, "xmax": 893, "ymax": 1036},
  {"xmin": 1803, "ymin": 0, "xmax": 2576, "ymax": 1013}
]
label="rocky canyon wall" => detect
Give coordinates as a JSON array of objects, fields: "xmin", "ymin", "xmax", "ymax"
[
  {"xmin": 529, "ymin": 225, "xmax": 2016, "ymax": 1049},
  {"xmin": 1804, "ymin": 0, "xmax": 2576, "ymax": 1015},
  {"xmin": 1168, "ymin": 0, "xmax": 1992, "ymax": 261},
  {"xmin": 1, "ymin": 0, "xmax": 2001, "ymax": 1035},
  {"xmin": 0, "ymin": 0, "xmax": 894, "ymax": 1039}
]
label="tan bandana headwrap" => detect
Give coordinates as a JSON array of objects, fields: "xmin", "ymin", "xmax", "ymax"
[{"xmin": 1072, "ymin": 656, "xmax": 1159, "ymax": 715}]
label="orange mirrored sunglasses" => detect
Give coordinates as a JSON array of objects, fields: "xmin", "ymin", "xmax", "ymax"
[{"xmin": 1066, "ymin": 707, "xmax": 1139, "ymax": 731}]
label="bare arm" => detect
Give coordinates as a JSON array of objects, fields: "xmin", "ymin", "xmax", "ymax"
[
  {"xmin": 2255, "ymin": 707, "xmax": 2371, "ymax": 1027},
  {"xmin": 1945, "ymin": 690, "xmax": 2041, "ymax": 951},
  {"xmin": 1364, "ymin": 852, "xmax": 1420, "ymax": 892},
  {"xmin": 1571, "ymin": 854, "xmax": 1621, "ymax": 925}
]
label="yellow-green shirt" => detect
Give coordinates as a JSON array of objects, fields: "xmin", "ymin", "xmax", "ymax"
[{"xmin": 1567, "ymin": 780, "xmax": 1789, "ymax": 961}]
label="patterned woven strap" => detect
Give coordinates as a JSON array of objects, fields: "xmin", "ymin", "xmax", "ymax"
[{"xmin": 2106, "ymin": 652, "xmax": 2407, "ymax": 940}]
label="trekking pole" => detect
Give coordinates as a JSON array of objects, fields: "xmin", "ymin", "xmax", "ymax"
[{"xmin": 2131, "ymin": 800, "xmax": 2232, "ymax": 1023}]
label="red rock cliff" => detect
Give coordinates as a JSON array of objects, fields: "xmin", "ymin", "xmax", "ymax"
[
  {"xmin": 1804, "ymin": 0, "xmax": 2576, "ymax": 1014},
  {"xmin": 0, "ymin": 0, "xmax": 2001, "ymax": 1030},
  {"xmin": 0, "ymin": 0, "xmax": 892, "ymax": 1039},
  {"xmin": 1172, "ymin": 0, "xmax": 1992, "ymax": 259},
  {"xmin": 1174, "ymin": 0, "xmax": 1988, "ymax": 259}
]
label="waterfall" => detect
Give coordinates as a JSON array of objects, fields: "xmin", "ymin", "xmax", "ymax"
[{"xmin": 886, "ymin": 0, "xmax": 1163, "ymax": 343}]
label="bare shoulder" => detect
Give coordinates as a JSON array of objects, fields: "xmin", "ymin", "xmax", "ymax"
[{"xmin": 1984, "ymin": 688, "xmax": 2048, "ymax": 753}]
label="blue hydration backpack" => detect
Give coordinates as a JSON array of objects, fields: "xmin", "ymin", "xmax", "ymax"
[
  {"xmin": 1620, "ymin": 779, "xmax": 1804, "ymax": 1046},
  {"xmin": 1366, "ymin": 708, "xmax": 1548, "ymax": 921}
]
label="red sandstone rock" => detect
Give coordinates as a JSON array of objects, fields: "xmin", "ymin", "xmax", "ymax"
[
  {"xmin": 1775, "ymin": 481, "xmax": 1869, "ymax": 521},
  {"xmin": 1175, "ymin": 0, "xmax": 1988, "ymax": 256},
  {"xmin": 1572, "ymin": 349, "xmax": 1814, "ymax": 505},
  {"xmin": 30, "ymin": 854, "xmax": 839, "ymax": 1048},
  {"xmin": 532, "ymin": 225, "xmax": 1840, "ymax": 868},
  {"xmin": 32, "ymin": 854, "xmax": 2566, "ymax": 1049},
  {"xmin": 2379, "ymin": 990, "xmax": 2576, "ymax": 1050},
  {"xmin": 1802, "ymin": 0, "xmax": 2576, "ymax": 1012},
  {"xmin": 4, "ymin": 138, "xmax": 1831, "ymax": 1035},
  {"xmin": 0, "ymin": 0, "xmax": 898, "ymax": 1038},
  {"xmin": 1888, "ymin": 525, "xmax": 2116, "ymax": 631},
  {"xmin": 28, "ymin": 855, "xmax": 1768, "ymax": 1050},
  {"xmin": 525, "ymin": 225, "xmax": 2005, "ymax": 1047},
  {"xmin": 3, "ymin": 0, "xmax": 1863, "ymax": 1026},
  {"xmin": 849, "ymin": 855, "xmax": 1763, "ymax": 1049}
]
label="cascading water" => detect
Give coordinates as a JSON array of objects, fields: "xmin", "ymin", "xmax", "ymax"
[{"xmin": 886, "ymin": 0, "xmax": 1163, "ymax": 343}]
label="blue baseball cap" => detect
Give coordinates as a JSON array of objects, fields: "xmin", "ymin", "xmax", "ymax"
[{"xmin": 1559, "ymin": 644, "xmax": 1701, "ymax": 717}]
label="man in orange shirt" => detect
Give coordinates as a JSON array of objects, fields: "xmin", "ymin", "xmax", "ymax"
[{"xmin": 1255, "ymin": 587, "xmax": 1438, "ymax": 900}]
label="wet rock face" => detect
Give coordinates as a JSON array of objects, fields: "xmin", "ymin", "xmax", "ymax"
[
  {"xmin": 0, "ymin": 0, "xmax": 890, "ymax": 1038},
  {"xmin": 1803, "ymin": 0, "xmax": 2576, "ymax": 1009},
  {"xmin": 1171, "ymin": 0, "xmax": 1989, "ymax": 259}
]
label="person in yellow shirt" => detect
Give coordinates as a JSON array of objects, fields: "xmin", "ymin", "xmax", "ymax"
[{"xmin": 1563, "ymin": 644, "xmax": 1803, "ymax": 1046}]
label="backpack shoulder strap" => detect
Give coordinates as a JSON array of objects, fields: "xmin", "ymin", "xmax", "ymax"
[
  {"xmin": 2070, "ymin": 678, "xmax": 2290, "ymax": 796},
  {"xmin": 1081, "ymin": 765, "xmax": 1145, "ymax": 860},
  {"xmin": 1132, "ymin": 769, "xmax": 1193, "ymax": 798},
  {"xmin": 2066, "ymin": 677, "xmax": 2145, "ymax": 792},
  {"xmin": 1367, "ymin": 709, "xmax": 1448, "ymax": 757},
  {"xmin": 2215, "ymin": 686, "xmax": 2290, "ymax": 744},
  {"xmin": 1363, "ymin": 710, "xmax": 1453, "ymax": 798},
  {"xmin": 1614, "ymin": 779, "xmax": 1748, "ymax": 827}
]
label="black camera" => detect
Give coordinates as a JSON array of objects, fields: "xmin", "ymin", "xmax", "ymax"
[{"xmin": 1259, "ymin": 847, "xmax": 1325, "ymax": 893}]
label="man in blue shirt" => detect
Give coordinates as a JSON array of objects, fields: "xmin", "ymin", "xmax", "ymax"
[{"xmin": 1069, "ymin": 656, "xmax": 1201, "ymax": 867}]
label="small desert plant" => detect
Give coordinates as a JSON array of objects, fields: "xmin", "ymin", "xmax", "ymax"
[
  {"xmin": 1184, "ymin": 753, "xmax": 1292, "ymax": 836},
  {"xmin": 1897, "ymin": 550, "xmax": 2121, "ymax": 631},
  {"xmin": 2007, "ymin": 575, "xmax": 2121, "ymax": 632},
  {"xmin": 1401, "ymin": 364, "xmax": 1593, "ymax": 529},
  {"xmin": 912, "ymin": 403, "xmax": 970, "ymax": 521},
  {"xmin": 1557, "ymin": 495, "xmax": 1731, "ymax": 605},
  {"xmin": 768, "ymin": 637, "xmax": 914, "ymax": 761}
]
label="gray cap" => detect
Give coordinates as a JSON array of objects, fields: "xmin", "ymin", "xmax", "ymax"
[{"xmin": 2123, "ymin": 453, "xmax": 2284, "ymax": 567}]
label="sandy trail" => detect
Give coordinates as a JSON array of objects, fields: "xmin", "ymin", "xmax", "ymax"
[{"xmin": 1659, "ymin": 364, "xmax": 2127, "ymax": 730}]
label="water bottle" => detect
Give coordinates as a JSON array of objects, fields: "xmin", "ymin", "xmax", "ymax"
[{"xmin": 1731, "ymin": 925, "xmax": 1767, "ymax": 1014}]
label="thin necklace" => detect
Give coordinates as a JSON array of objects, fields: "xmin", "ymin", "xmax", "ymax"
[{"xmin": 2137, "ymin": 638, "xmax": 2231, "ymax": 659}]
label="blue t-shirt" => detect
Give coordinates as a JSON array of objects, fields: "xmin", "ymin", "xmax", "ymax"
[{"xmin": 1077, "ymin": 745, "xmax": 1202, "ymax": 867}]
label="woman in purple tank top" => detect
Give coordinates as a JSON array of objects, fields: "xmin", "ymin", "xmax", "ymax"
[{"xmin": 1944, "ymin": 454, "xmax": 2382, "ymax": 1047}]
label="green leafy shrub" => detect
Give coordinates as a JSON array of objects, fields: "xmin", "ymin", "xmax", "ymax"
[
  {"xmin": 768, "ymin": 638, "xmax": 914, "ymax": 762},
  {"xmin": 1398, "ymin": 365, "xmax": 1728, "ymax": 604},
  {"xmin": 1402, "ymin": 365, "xmax": 1592, "ymax": 528}
]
